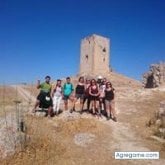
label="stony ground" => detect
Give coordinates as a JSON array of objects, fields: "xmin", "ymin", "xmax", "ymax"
[{"xmin": 0, "ymin": 78, "xmax": 165, "ymax": 165}]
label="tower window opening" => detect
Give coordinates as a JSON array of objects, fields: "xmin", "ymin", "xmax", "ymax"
[
  {"xmin": 85, "ymin": 54, "xmax": 88, "ymax": 61},
  {"xmin": 103, "ymin": 48, "xmax": 106, "ymax": 52},
  {"xmin": 103, "ymin": 58, "xmax": 105, "ymax": 62}
]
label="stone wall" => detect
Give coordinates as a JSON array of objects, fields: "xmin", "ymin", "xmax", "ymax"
[
  {"xmin": 142, "ymin": 62, "xmax": 165, "ymax": 88},
  {"xmin": 79, "ymin": 34, "xmax": 110, "ymax": 75}
]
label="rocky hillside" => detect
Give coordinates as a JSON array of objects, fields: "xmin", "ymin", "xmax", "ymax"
[{"xmin": 0, "ymin": 72, "xmax": 165, "ymax": 165}]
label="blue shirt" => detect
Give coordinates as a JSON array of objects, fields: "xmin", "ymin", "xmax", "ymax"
[{"xmin": 63, "ymin": 83, "xmax": 74, "ymax": 96}]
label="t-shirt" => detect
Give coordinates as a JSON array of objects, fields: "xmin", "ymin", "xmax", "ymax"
[
  {"xmin": 63, "ymin": 83, "xmax": 74, "ymax": 96},
  {"xmin": 40, "ymin": 82, "xmax": 51, "ymax": 93}
]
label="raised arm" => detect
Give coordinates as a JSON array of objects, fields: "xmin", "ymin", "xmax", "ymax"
[{"xmin": 36, "ymin": 80, "xmax": 41, "ymax": 89}]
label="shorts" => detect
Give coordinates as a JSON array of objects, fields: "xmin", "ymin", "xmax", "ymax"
[
  {"xmin": 105, "ymin": 99, "xmax": 115, "ymax": 108},
  {"xmin": 75, "ymin": 94, "xmax": 84, "ymax": 100},
  {"xmin": 90, "ymin": 95, "xmax": 99, "ymax": 101},
  {"xmin": 63, "ymin": 95, "xmax": 70, "ymax": 101}
]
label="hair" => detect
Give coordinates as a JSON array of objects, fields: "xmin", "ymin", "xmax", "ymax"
[
  {"xmin": 106, "ymin": 81, "xmax": 112, "ymax": 88},
  {"xmin": 66, "ymin": 77, "xmax": 70, "ymax": 80},
  {"xmin": 56, "ymin": 79, "xmax": 61, "ymax": 87},
  {"xmin": 90, "ymin": 79, "xmax": 97, "ymax": 86},
  {"xmin": 45, "ymin": 75, "xmax": 51, "ymax": 79},
  {"xmin": 79, "ymin": 76, "xmax": 84, "ymax": 82}
]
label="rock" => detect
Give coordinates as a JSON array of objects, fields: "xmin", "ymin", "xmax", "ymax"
[
  {"xmin": 159, "ymin": 108, "xmax": 165, "ymax": 117},
  {"xmin": 155, "ymin": 119, "xmax": 162, "ymax": 127},
  {"xmin": 73, "ymin": 133, "xmax": 95, "ymax": 147},
  {"xmin": 142, "ymin": 62, "xmax": 165, "ymax": 88},
  {"xmin": 35, "ymin": 111, "xmax": 47, "ymax": 117}
]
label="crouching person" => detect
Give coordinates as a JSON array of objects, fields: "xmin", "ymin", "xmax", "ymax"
[{"xmin": 32, "ymin": 76, "xmax": 53, "ymax": 117}]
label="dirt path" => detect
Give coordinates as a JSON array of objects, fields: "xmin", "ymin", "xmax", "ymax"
[{"xmin": 5, "ymin": 85, "xmax": 165, "ymax": 165}]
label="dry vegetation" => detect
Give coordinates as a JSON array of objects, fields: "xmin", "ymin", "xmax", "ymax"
[
  {"xmin": 1, "ymin": 116, "xmax": 116, "ymax": 165},
  {"xmin": 0, "ymin": 86, "xmax": 22, "ymax": 116},
  {"xmin": 0, "ymin": 74, "xmax": 165, "ymax": 165}
]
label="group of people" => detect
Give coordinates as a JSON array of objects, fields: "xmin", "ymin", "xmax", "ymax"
[{"xmin": 32, "ymin": 75, "xmax": 117, "ymax": 122}]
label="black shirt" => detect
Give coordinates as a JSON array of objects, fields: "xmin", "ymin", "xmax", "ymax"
[
  {"xmin": 105, "ymin": 88, "xmax": 114, "ymax": 100},
  {"xmin": 76, "ymin": 84, "xmax": 85, "ymax": 95}
]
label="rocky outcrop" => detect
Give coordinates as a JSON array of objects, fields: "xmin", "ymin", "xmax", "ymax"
[{"xmin": 143, "ymin": 62, "xmax": 165, "ymax": 88}]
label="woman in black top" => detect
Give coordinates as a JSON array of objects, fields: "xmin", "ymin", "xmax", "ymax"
[
  {"xmin": 105, "ymin": 82, "xmax": 117, "ymax": 121},
  {"xmin": 71, "ymin": 77, "xmax": 85, "ymax": 113}
]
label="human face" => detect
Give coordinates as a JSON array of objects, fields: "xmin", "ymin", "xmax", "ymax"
[
  {"xmin": 67, "ymin": 78, "xmax": 71, "ymax": 83},
  {"xmin": 86, "ymin": 79, "xmax": 90, "ymax": 84},
  {"xmin": 45, "ymin": 77, "xmax": 50, "ymax": 83},
  {"xmin": 57, "ymin": 80, "xmax": 61, "ymax": 86},
  {"xmin": 106, "ymin": 82, "xmax": 112, "ymax": 88},
  {"xmin": 80, "ymin": 77, "xmax": 84, "ymax": 83},
  {"xmin": 91, "ymin": 80, "xmax": 96, "ymax": 85}
]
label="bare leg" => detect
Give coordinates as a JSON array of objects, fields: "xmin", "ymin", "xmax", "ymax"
[
  {"xmin": 48, "ymin": 106, "xmax": 52, "ymax": 117},
  {"xmin": 105, "ymin": 100, "xmax": 111, "ymax": 120},
  {"xmin": 32, "ymin": 100, "xmax": 40, "ymax": 113},
  {"xmin": 110, "ymin": 100, "xmax": 117, "ymax": 122},
  {"xmin": 64, "ymin": 100, "xmax": 68, "ymax": 111},
  {"xmin": 80, "ymin": 99, "xmax": 84, "ymax": 113},
  {"xmin": 70, "ymin": 97, "xmax": 77, "ymax": 113},
  {"xmin": 96, "ymin": 100, "xmax": 101, "ymax": 115}
]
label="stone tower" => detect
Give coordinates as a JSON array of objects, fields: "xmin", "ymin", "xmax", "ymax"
[{"xmin": 79, "ymin": 34, "xmax": 110, "ymax": 75}]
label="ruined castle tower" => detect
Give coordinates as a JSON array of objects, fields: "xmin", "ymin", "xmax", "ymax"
[{"xmin": 79, "ymin": 34, "xmax": 110, "ymax": 75}]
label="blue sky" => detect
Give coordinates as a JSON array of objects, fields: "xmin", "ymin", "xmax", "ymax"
[{"xmin": 0, "ymin": 0, "xmax": 165, "ymax": 84}]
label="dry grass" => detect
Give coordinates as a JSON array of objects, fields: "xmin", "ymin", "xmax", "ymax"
[
  {"xmin": 1, "ymin": 116, "xmax": 114, "ymax": 165},
  {"xmin": 0, "ymin": 86, "xmax": 22, "ymax": 116},
  {"xmin": 118, "ymin": 89, "xmax": 165, "ymax": 158}
]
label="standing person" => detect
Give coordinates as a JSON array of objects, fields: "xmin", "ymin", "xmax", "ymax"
[
  {"xmin": 52, "ymin": 79, "xmax": 63, "ymax": 116},
  {"xmin": 32, "ymin": 76, "xmax": 53, "ymax": 117},
  {"xmin": 105, "ymin": 82, "xmax": 117, "ymax": 121},
  {"xmin": 62, "ymin": 77, "xmax": 74, "ymax": 111},
  {"xmin": 83, "ymin": 78, "xmax": 91, "ymax": 111},
  {"xmin": 99, "ymin": 79, "xmax": 106, "ymax": 111},
  {"xmin": 72, "ymin": 77, "xmax": 85, "ymax": 113},
  {"xmin": 89, "ymin": 79, "xmax": 100, "ymax": 116}
]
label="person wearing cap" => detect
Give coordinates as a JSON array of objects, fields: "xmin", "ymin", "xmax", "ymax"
[{"xmin": 32, "ymin": 76, "xmax": 53, "ymax": 117}]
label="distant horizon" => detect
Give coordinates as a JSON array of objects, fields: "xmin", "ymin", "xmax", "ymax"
[{"xmin": 0, "ymin": 0, "xmax": 165, "ymax": 84}]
